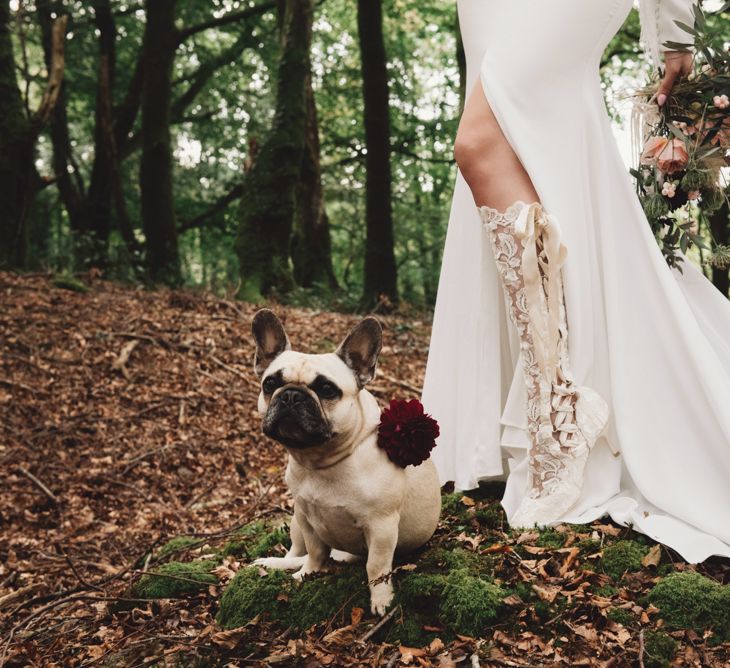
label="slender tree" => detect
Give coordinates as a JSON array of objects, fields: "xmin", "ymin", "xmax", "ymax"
[
  {"xmin": 357, "ymin": 0, "xmax": 398, "ymax": 308},
  {"xmin": 0, "ymin": 0, "xmax": 36, "ymax": 267},
  {"xmin": 139, "ymin": 0, "xmax": 180, "ymax": 285},
  {"xmin": 0, "ymin": 1, "xmax": 65, "ymax": 269},
  {"xmin": 235, "ymin": 0, "xmax": 314, "ymax": 300},
  {"xmin": 291, "ymin": 67, "xmax": 338, "ymax": 291}
]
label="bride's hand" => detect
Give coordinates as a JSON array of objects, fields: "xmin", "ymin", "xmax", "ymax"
[{"xmin": 656, "ymin": 51, "xmax": 693, "ymax": 107}]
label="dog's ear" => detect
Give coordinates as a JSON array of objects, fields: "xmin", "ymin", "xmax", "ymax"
[
  {"xmin": 251, "ymin": 309, "xmax": 291, "ymax": 377},
  {"xmin": 334, "ymin": 316, "xmax": 383, "ymax": 388}
]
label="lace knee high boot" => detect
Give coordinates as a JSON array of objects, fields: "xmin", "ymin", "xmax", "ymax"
[{"xmin": 479, "ymin": 201, "xmax": 610, "ymax": 527}]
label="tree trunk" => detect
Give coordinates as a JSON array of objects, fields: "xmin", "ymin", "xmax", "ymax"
[
  {"xmin": 83, "ymin": 0, "xmax": 117, "ymax": 264},
  {"xmin": 710, "ymin": 202, "xmax": 729, "ymax": 298},
  {"xmin": 139, "ymin": 0, "xmax": 180, "ymax": 285},
  {"xmin": 357, "ymin": 0, "xmax": 398, "ymax": 308},
  {"xmin": 0, "ymin": 0, "xmax": 37, "ymax": 268},
  {"xmin": 235, "ymin": 0, "xmax": 314, "ymax": 300},
  {"xmin": 291, "ymin": 70, "xmax": 338, "ymax": 291},
  {"xmin": 37, "ymin": 0, "xmax": 85, "ymax": 242}
]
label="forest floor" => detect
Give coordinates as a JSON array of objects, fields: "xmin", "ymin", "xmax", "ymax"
[{"xmin": 1, "ymin": 271, "xmax": 729, "ymax": 668}]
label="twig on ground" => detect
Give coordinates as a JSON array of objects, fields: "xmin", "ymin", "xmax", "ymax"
[
  {"xmin": 207, "ymin": 353, "xmax": 251, "ymax": 381},
  {"xmin": 376, "ymin": 372, "xmax": 422, "ymax": 395},
  {"xmin": 0, "ymin": 584, "xmax": 41, "ymax": 610},
  {"xmin": 17, "ymin": 466, "xmax": 58, "ymax": 504},
  {"xmin": 639, "ymin": 628, "xmax": 645, "ymax": 668},
  {"xmin": 0, "ymin": 378, "xmax": 48, "ymax": 395},
  {"xmin": 112, "ymin": 339, "xmax": 140, "ymax": 380},
  {"xmin": 359, "ymin": 605, "xmax": 400, "ymax": 642},
  {"xmin": 121, "ymin": 442, "xmax": 185, "ymax": 475},
  {"xmin": 385, "ymin": 650, "xmax": 400, "ymax": 668},
  {"xmin": 58, "ymin": 546, "xmax": 105, "ymax": 593}
]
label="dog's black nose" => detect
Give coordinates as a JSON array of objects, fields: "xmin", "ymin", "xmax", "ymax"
[{"xmin": 278, "ymin": 387, "xmax": 307, "ymax": 405}]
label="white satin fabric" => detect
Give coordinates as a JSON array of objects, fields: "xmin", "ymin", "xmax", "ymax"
[{"xmin": 421, "ymin": 0, "xmax": 730, "ymax": 563}]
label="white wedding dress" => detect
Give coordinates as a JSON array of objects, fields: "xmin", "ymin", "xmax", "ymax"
[{"xmin": 421, "ymin": 0, "xmax": 730, "ymax": 563}]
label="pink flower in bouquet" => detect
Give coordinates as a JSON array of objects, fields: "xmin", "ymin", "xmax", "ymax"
[
  {"xmin": 713, "ymin": 94, "xmax": 729, "ymax": 110},
  {"xmin": 641, "ymin": 136, "xmax": 689, "ymax": 174},
  {"xmin": 659, "ymin": 139, "xmax": 689, "ymax": 174},
  {"xmin": 640, "ymin": 136, "xmax": 670, "ymax": 165}
]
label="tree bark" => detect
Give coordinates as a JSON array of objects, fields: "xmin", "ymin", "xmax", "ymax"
[
  {"xmin": 83, "ymin": 0, "xmax": 117, "ymax": 263},
  {"xmin": 37, "ymin": 0, "xmax": 85, "ymax": 240},
  {"xmin": 357, "ymin": 0, "xmax": 398, "ymax": 308},
  {"xmin": 139, "ymin": 0, "xmax": 181, "ymax": 285},
  {"xmin": 0, "ymin": 0, "xmax": 36, "ymax": 267},
  {"xmin": 235, "ymin": 0, "xmax": 314, "ymax": 300},
  {"xmin": 291, "ymin": 70, "xmax": 338, "ymax": 291},
  {"xmin": 710, "ymin": 202, "xmax": 729, "ymax": 298}
]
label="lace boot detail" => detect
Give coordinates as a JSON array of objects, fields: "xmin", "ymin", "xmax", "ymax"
[{"xmin": 479, "ymin": 201, "xmax": 610, "ymax": 527}]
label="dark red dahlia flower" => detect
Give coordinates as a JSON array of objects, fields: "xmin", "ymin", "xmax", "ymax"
[{"xmin": 377, "ymin": 398, "xmax": 440, "ymax": 468}]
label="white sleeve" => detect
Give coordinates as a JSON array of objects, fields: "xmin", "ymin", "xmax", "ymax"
[{"xmin": 639, "ymin": 0, "xmax": 696, "ymax": 67}]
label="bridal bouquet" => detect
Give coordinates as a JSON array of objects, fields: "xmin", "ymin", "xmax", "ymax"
[{"xmin": 631, "ymin": 1, "xmax": 730, "ymax": 272}]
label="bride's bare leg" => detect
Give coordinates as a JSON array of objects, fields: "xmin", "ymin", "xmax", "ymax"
[
  {"xmin": 453, "ymin": 78, "xmax": 609, "ymax": 527},
  {"xmin": 453, "ymin": 79, "xmax": 538, "ymax": 210}
]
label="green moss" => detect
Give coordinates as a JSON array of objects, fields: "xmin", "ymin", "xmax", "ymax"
[
  {"xmin": 643, "ymin": 630, "xmax": 678, "ymax": 668},
  {"xmin": 440, "ymin": 492, "xmax": 467, "ymax": 518},
  {"xmin": 418, "ymin": 546, "xmax": 493, "ymax": 579},
  {"xmin": 217, "ymin": 563, "xmax": 369, "ymax": 632},
  {"xmin": 607, "ymin": 607, "xmax": 634, "ymax": 626},
  {"xmin": 288, "ymin": 566, "xmax": 369, "ymax": 631},
  {"xmin": 593, "ymin": 584, "xmax": 619, "ymax": 598},
  {"xmin": 474, "ymin": 504, "xmax": 506, "ymax": 531},
  {"xmin": 222, "ymin": 520, "xmax": 291, "ymax": 560},
  {"xmin": 600, "ymin": 540, "xmax": 649, "ymax": 580},
  {"xmin": 648, "ymin": 571, "xmax": 730, "ymax": 641},
  {"xmin": 134, "ymin": 560, "xmax": 217, "ymax": 599},
  {"xmin": 247, "ymin": 525, "xmax": 291, "ymax": 560},
  {"xmin": 217, "ymin": 567, "xmax": 291, "ymax": 628},
  {"xmin": 157, "ymin": 536, "xmax": 200, "ymax": 560},
  {"xmin": 575, "ymin": 538, "xmax": 601, "ymax": 553},
  {"xmin": 439, "ymin": 569, "xmax": 505, "ymax": 637},
  {"xmin": 536, "ymin": 528, "xmax": 565, "ymax": 549},
  {"xmin": 657, "ymin": 563, "xmax": 675, "ymax": 577},
  {"xmin": 52, "ymin": 274, "xmax": 89, "ymax": 293},
  {"xmin": 397, "ymin": 572, "xmax": 447, "ymax": 609}
]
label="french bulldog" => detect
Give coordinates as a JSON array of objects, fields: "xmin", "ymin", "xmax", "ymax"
[{"xmin": 249, "ymin": 308, "xmax": 441, "ymax": 616}]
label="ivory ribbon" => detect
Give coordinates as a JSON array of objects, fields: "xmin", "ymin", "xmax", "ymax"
[{"xmin": 514, "ymin": 202, "xmax": 568, "ymax": 385}]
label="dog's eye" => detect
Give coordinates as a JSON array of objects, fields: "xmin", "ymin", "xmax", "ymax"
[
  {"xmin": 317, "ymin": 382, "xmax": 339, "ymax": 399},
  {"xmin": 262, "ymin": 376, "xmax": 281, "ymax": 394}
]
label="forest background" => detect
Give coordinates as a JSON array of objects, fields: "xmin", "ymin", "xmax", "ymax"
[{"xmin": 1, "ymin": 0, "xmax": 729, "ymax": 311}]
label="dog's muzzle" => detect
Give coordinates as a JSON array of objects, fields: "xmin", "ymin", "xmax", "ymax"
[{"xmin": 263, "ymin": 386, "xmax": 332, "ymax": 448}]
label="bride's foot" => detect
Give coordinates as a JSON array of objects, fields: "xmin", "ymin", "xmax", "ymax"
[{"xmin": 511, "ymin": 385, "xmax": 609, "ymax": 527}]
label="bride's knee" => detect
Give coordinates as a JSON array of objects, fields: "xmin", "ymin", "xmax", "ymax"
[{"xmin": 453, "ymin": 123, "xmax": 503, "ymax": 182}]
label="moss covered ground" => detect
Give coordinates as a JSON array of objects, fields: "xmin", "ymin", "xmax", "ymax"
[
  {"xmin": 175, "ymin": 487, "xmax": 730, "ymax": 666},
  {"xmin": 124, "ymin": 486, "xmax": 730, "ymax": 663}
]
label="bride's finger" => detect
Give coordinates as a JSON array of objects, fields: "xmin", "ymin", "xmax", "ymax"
[{"xmin": 656, "ymin": 69, "xmax": 678, "ymax": 107}]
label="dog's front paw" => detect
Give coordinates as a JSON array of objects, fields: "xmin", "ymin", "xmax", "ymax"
[
  {"xmin": 252, "ymin": 556, "xmax": 306, "ymax": 570},
  {"xmin": 369, "ymin": 582, "xmax": 394, "ymax": 617}
]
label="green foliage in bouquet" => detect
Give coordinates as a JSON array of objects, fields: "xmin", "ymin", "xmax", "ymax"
[{"xmin": 631, "ymin": 1, "xmax": 730, "ymax": 272}]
